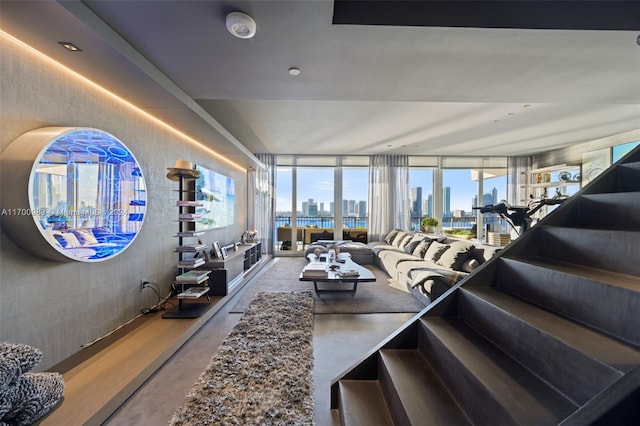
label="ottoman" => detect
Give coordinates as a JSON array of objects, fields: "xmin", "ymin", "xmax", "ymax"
[{"xmin": 304, "ymin": 241, "xmax": 375, "ymax": 265}]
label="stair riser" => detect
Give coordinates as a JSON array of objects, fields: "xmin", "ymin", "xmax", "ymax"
[
  {"xmin": 574, "ymin": 193, "xmax": 640, "ymax": 230},
  {"xmin": 536, "ymin": 227, "xmax": 640, "ymax": 276},
  {"xmin": 617, "ymin": 163, "xmax": 640, "ymax": 192},
  {"xmin": 377, "ymin": 358, "xmax": 412, "ymax": 426},
  {"xmin": 338, "ymin": 381, "xmax": 394, "ymax": 426},
  {"xmin": 458, "ymin": 289, "xmax": 622, "ymax": 405},
  {"xmin": 497, "ymin": 259, "xmax": 640, "ymax": 347},
  {"xmin": 417, "ymin": 321, "xmax": 517, "ymax": 426}
]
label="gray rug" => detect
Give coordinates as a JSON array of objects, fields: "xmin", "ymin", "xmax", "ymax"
[
  {"xmin": 230, "ymin": 257, "xmax": 425, "ymax": 314},
  {"xmin": 170, "ymin": 291, "xmax": 315, "ymax": 425}
]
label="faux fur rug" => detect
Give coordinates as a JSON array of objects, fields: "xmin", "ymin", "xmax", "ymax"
[
  {"xmin": 230, "ymin": 257, "xmax": 425, "ymax": 314},
  {"xmin": 170, "ymin": 291, "xmax": 315, "ymax": 425}
]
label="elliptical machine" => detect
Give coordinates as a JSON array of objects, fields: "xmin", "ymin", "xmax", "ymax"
[{"xmin": 475, "ymin": 193, "xmax": 567, "ymax": 236}]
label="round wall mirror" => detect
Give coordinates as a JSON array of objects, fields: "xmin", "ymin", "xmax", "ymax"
[{"xmin": 1, "ymin": 127, "xmax": 146, "ymax": 262}]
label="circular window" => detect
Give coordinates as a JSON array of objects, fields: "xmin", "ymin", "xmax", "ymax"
[{"xmin": 1, "ymin": 127, "xmax": 146, "ymax": 262}]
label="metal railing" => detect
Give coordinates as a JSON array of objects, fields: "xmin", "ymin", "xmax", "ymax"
[{"xmin": 274, "ymin": 215, "xmax": 508, "ymax": 239}]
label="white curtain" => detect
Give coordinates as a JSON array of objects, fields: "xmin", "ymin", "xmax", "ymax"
[
  {"xmin": 368, "ymin": 155, "xmax": 410, "ymax": 241},
  {"xmin": 253, "ymin": 154, "xmax": 275, "ymax": 254}
]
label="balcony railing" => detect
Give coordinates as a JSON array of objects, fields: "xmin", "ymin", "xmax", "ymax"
[{"xmin": 275, "ymin": 215, "xmax": 506, "ymax": 234}]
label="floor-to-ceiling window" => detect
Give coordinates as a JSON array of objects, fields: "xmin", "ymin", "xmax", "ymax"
[
  {"xmin": 274, "ymin": 155, "xmax": 507, "ymax": 252},
  {"xmin": 273, "ymin": 156, "xmax": 369, "ymax": 254}
]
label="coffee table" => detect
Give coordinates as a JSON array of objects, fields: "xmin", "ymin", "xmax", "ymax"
[{"xmin": 299, "ymin": 255, "xmax": 376, "ymax": 295}]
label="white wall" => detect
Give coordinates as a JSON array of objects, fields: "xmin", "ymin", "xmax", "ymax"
[{"xmin": 0, "ymin": 35, "xmax": 248, "ymax": 369}]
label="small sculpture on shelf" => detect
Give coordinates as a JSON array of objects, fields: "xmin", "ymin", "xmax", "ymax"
[{"xmin": 240, "ymin": 230, "xmax": 258, "ymax": 244}]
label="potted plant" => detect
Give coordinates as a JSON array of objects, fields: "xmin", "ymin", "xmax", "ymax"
[{"xmin": 420, "ymin": 217, "xmax": 439, "ymax": 233}]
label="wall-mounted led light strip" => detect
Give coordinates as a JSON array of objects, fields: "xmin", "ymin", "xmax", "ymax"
[{"xmin": 0, "ymin": 29, "xmax": 247, "ymax": 172}]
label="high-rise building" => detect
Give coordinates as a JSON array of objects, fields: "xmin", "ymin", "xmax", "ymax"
[
  {"xmin": 303, "ymin": 198, "xmax": 318, "ymax": 216},
  {"xmin": 443, "ymin": 186, "xmax": 451, "ymax": 217},
  {"xmin": 358, "ymin": 200, "xmax": 367, "ymax": 217},
  {"xmin": 411, "ymin": 187, "xmax": 423, "ymax": 218}
]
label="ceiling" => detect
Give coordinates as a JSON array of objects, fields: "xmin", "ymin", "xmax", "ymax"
[{"xmin": 2, "ymin": 1, "xmax": 640, "ymax": 170}]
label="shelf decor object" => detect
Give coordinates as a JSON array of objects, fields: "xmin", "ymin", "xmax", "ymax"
[{"xmin": 0, "ymin": 127, "xmax": 147, "ymax": 262}]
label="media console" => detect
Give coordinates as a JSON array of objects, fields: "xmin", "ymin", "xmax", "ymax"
[{"xmin": 202, "ymin": 242, "xmax": 262, "ymax": 296}]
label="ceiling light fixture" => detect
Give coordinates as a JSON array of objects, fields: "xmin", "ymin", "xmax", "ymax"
[
  {"xmin": 58, "ymin": 41, "xmax": 82, "ymax": 52},
  {"xmin": 288, "ymin": 67, "xmax": 300, "ymax": 76},
  {"xmin": 226, "ymin": 12, "xmax": 257, "ymax": 39}
]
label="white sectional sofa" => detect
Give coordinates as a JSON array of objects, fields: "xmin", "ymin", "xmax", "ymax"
[{"xmin": 368, "ymin": 229, "xmax": 502, "ymax": 305}]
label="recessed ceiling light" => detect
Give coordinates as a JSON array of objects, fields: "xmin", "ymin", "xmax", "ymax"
[
  {"xmin": 58, "ymin": 41, "xmax": 82, "ymax": 52},
  {"xmin": 288, "ymin": 67, "xmax": 301, "ymax": 76},
  {"xmin": 226, "ymin": 12, "xmax": 257, "ymax": 39}
]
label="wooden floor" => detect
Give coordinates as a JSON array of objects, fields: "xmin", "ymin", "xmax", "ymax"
[{"xmin": 40, "ymin": 260, "xmax": 269, "ymax": 426}]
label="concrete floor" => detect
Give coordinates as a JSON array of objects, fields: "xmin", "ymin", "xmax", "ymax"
[{"xmin": 104, "ymin": 264, "xmax": 416, "ymax": 426}]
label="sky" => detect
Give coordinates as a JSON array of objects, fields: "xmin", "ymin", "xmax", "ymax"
[{"xmin": 276, "ymin": 167, "xmax": 507, "ymax": 214}]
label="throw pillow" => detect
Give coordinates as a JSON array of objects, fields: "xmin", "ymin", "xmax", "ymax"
[
  {"xmin": 412, "ymin": 238, "xmax": 433, "ymax": 258},
  {"xmin": 397, "ymin": 234, "xmax": 414, "ymax": 250},
  {"xmin": 384, "ymin": 229, "xmax": 400, "ymax": 245},
  {"xmin": 391, "ymin": 231, "xmax": 408, "ymax": 247},
  {"xmin": 424, "ymin": 241, "xmax": 450, "ymax": 263},
  {"xmin": 436, "ymin": 241, "xmax": 475, "ymax": 271},
  {"xmin": 404, "ymin": 239, "xmax": 423, "ymax": 254}
]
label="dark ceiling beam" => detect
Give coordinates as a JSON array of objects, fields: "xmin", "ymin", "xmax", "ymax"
[{"xmin": 333, "ymin": 1, "xmax": 640, "ymax": 31}]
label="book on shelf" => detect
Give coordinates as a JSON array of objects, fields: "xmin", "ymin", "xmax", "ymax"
[
  {"xmin": 175, "ymin": 270, "xmax": 210, "ymax": 284},
  {"xmin": 179, "ymin": 213, "xmax": 202, "ymax": 221},
  {"xmin": 175, "ymin": 231, "xmax": 205, "ymax": 237},
  {"xmin": 176, "ymin": 200, "xmax": 203, "ymax": 207},
  {"xmin": 176, "ymin": 244, "xmax": 207, "ymax": 252},
  {"xmin": 178, "ymin": 258, "xmax": 205, "ymax": 268},
  {"xmin": 177, "ymin": 286, "xmax": 210, "ymax": 299}
]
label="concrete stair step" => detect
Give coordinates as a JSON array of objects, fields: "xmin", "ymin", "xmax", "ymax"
[
  {"xmin": 535, "ymin": 226, "xmax": 640, "ymax": 277},
  {"xmin": 337, "ymin": 380, "xmax": 394, "ymax": 426},
  {"xmin": 496, "ymin": 257, "xmax": 640, "ymax": 347},
  {"xmin": 418, "ymin": 317, "xmax": 577, "ymax": 425},
  {"xmin": 459, "ymin": 286, "xmax": 640, "ymax": 405},
  {"xmin": 378, "ymin": 349, "xmax": 471, "ymax": 426}
]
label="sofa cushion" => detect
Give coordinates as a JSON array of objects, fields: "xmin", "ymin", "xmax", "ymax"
[
  {"xmin": 368, "ymin": 244, "xmax": 397, "ymax": 256},
  {"xmin": 424, "ymin": 241, "xmax": 450, "ymax": 263},
  {"xmin": 436, "ymin": 241, "xmax": 475, "ymax": 271}
]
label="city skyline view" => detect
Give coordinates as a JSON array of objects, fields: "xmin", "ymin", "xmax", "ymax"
[{"xmin": 276, "ymin": 167, "xmax": 507, "ymax": 218}]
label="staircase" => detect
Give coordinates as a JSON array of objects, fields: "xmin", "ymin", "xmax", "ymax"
[{"xmin": 331, "ymin": 147, "xmax": 640, "ymax": 425}]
